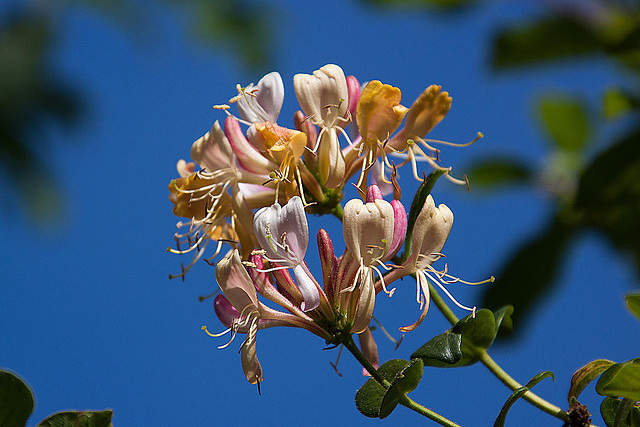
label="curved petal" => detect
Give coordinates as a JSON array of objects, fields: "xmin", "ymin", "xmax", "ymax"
[
  {"xmin": 215, "ymin": 249, "xmax": 260, "ymax": 312},
  {"xmin": 386, "ymin": 199, "xmax": 407, "ymax": 260},
  {"xmin": 399, "ymin": 270, "xmax": 431, "ymax": 332},
  {"xmin": 293, "ymin": 264, "xmax": 320, "ymax": 312},
  {"xmin": 343, "ymin": 198, "xmax": 395, "ymax": 264},
  {"xmin": 410, "ymin": 195, "xmax": 454, "ymax": 267},
  {"xmin": 240, "ymin": 321, "xmax": 264, "ymax": 385},
  {"xmin": 317, "ymin": 129, "xmax": 345, "ymax": 188},
  {"xmin": 404, "ymin": 85, "xmax": 452, "ymax": 138},
  {"xmin": 237, "ymin": 71, "xmax": 284, "ymax": 124},
  {"xmin": 356, "ymin": 80, "xmax": 408, "ymax": 142},
  {"xmin": 253, "ymin": 196, "xmax": 309, "ymax": 264},
  {"xmin": 225, "ymin": 116, "xmax": 276, "ymax": 175},
  {"xmin": 190, "ymin": 120, "xmax": 234, "ymax": 171},
  {"xmin": 294, "ymin": 64, "xmax": 348, "ymax": 128}
]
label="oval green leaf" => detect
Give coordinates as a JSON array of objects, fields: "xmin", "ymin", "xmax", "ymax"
[
  {"xmin": 596, "ymin": 358, "xmax": 640, "ymax": 401},
  {"xmin": 453, "ymin": 308, "xmax": 497, "ymax": 350},
  {"xmin": 604, "ymin": 88, "xmax": 632, "ymax": 120},
  {"xmin": 625, "ymin": 292, "xmax": 640, "ymax": 321},
  {"xmin": 600, "ymin": 397, "xmax": 640, "ymax": 427},
  {"xmin": 355, "ymin": 359, "xmax": 410, "ymax": 418},
  {"xmin": 411, "ymin": 331, "xmax": 463, "ymax": 367},
  {"xmin": 537, "ymin": 94, "xmax": 590, "ymax": 152},
  {"xmin": 0, "ymin": 370, "xmax": 34, "ymax": 427},
  {"xmin": 380, "ymin": 359, "xmax": 424, "ymax": 419},
  {"xmin": 466, "ymin": 159, "xmax": 531, "ymax": 189},
  {"xmin": 36, "ymin": 410, "xmax": 113, "ymax": 427},
  {"xmin": 568, "ymin": 359, "xmax": 616, "ymax": 402},
  {"xmin": 493, "ymin": 305, "xmax": 514, "ymax": 336},
  {"xmin": 405, "ymin": 169, "xmax": 446, "ymax": 248}
]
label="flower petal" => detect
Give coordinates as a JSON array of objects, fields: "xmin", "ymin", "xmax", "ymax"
[
  {"xmin": 215, "ymin": 249, "xmax": 260, "ymax": 313},
  {"xmin": 404, "ymin": 85, "xmax": 452, "ymax": 139},
  {"xmin": 224, "ymin": 116, "xmax": 276, "ymax": 175},
  {"xmin": 343, "ymin": 198, "xmax": 395, "ymax": 264},
  {"xmin": 410, "ymin": 195, "xmax": 454, "ymax": 267},
  {"xmin": 237, "ymin": 71, "xmax": 284, "ymax": 124},
  {"xmin": 294, "ymin": 64, "xmax": 348, "ymax": 127},
  {"xmin": 190, "ymin": 120, "xmax": 234, "ymax": 171},
  {"xmin": 356, "ymin": 80, "xmax": 408, "ymax": 143}
]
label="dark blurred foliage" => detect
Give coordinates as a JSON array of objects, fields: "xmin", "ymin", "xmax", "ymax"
[
  {"xmin": 362, "ymin": 0, "xmax": 640, "ymax": 333},
  {"xmin": 0, "ymin": 0, "xmax": 274, "ymax": 224}
]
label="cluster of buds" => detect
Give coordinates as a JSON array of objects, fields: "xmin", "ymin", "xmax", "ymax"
[{"xmin": 168, "ymin": 65, "xmax": 487, "ymax": 386}]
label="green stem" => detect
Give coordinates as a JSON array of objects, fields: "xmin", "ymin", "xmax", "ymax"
[
  {"xmin": 342, "ymin": 335, "xmax": 462, "ymax": 427},
  {"xmin": 332, "ymin": 203, "xmax": 344, "ymax": 221},
  {"xmin": 427, "ymin": 283, "xmax": 571, "ymax": 424}
]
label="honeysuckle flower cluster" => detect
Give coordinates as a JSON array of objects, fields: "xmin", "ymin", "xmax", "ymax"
[{"xmin": 167, "ymin": 64, "xmax": 488, "ymax": 386}]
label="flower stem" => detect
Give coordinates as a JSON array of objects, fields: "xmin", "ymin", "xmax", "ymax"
[
  {"xmin": 342, "ymin": 335, "xmax": 462, "ymax": 427},
  {"xmin": 427, "ymin": 283, "xmax": 571, "ymax": 424}
]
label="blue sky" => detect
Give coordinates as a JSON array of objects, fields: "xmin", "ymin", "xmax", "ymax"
[{"xmin": 1, "ymin": 0, "xmax": 638, "ymax": 425}]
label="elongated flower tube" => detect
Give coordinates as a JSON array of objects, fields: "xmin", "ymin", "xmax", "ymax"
[
  {"xmin": 294, "ymin": 64, "xmax": 350, "ymax": 187},
  {"xmin": 343, "ymin": 187, "xmax": 396, "ymax": 332},
  {"xmin": 394, "ymin": 195, "xmax": 491, "ymax": 332},
  {"xmin": 253, "ymin": 196, "xmax": 320, "ymax": 311}
]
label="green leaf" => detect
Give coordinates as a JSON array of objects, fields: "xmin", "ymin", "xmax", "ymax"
[
  {"xmin": 412, "ymin": 309, "xmax": 497, "ymax": 368},
  {"xmin": 536, "ymin": 94, "xmax": 590, "ymax": 152},
  {"xmin": 36, "ymin": 410, "xmax": 113, "ymax": 427},
  {"xmin": 491, "ymin": 17, "xmax": 601, "ymax": 69},
  {"xmin": 379, "ymin": 359, "xmax": 424, "ymax": 419},
  {"xmin": 625, "ymin": 292, "xmax": 640, "ymax": 321},
  {"xmin": 411, "ymin": 331, "xmax": 463, "ymax": 367},
  {"xmin": 453, "ymin": 309, "xmax": 496, "ymax": 350},
  {"xmin": 600, "ymin": 397, "xmax": 640, "ymax": 427},
  {"xmin": 494, "ymin": 371, "xmax": 555, "ymax": 427},
  {"xmin": 481, "ymin": 217, "xmax": 575, "ymax": 336},
  {"xmin": 596, "ymin": 358, "xmax": 640, "ymax": 401},
  {"xmin": 355, "ymin": 359, "xmax": 410, "ymax": 418},
  {"xmin": 574, "ymin": 126, "xmax": 640, "ymax": 275},
  {"xmin": 604, "ymin": 88, "xmax": 633, "ymax": 120},
  {"xmin": 406, "ymin": 169, "xmax": 446, "ymax": 238},
  {"xmin": 493, "ymin": 305, "xmax": 514, "ymax": 336},
  {"xmin": 0, "ymin": 369, "xmax": 34, "ymax": 427},
  {"xmin": 465, "ymin": 158, "xmax": 532, "ymax": 189},
  {"xmin": 568, "ymin": 359, "xmax": 616, "ymax": 402}
]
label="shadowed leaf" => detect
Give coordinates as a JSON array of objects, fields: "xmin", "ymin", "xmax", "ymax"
[
  {"xmin": 481, "ymin": 217, "xmax": 575, "ymax": 334},
  {"xmin": 411, "ymin": 331, "xmax": 463, "ymax": 367},
  {"xmin": 355, "ymin": 359, "xmax": 410, "ymax": 418},
  {"xmin": 568, "ymin": 359, "xmax": 616, "ymax": 402},
  {"xmin": 466, "ymin": 158, "xmax": 532, "ymax": 189},
  {"xmin": 574, "ymin": 126, "xmax": 640, "ymax": 273},
  {"xmin": 491, "ymin": 17, "xmax": 601, "ymax": 69},
  {"xmin": 380, "ymin": 359, "xmax": 424, "ymax": 419},
  {"xmin": 536, "ymin": 94, "xmax": 590, "ymax": 152},
  {"xmin": 626, "ymin": 292, "xmax": 640, "ymax": 321},
  {"xmin": 36, "ymin": 410, "xmax": 113, "ymax": 427},
  {"xmin": 493, "ymin": 305, "xmax": 514, "ymax": 336},
  {"xmin": 0, "ymin": 370, "xmax": 34, "ymax": 427},
  {"xmin": 600, "ymin": 397, "xmax": 640, "ymax": 427}
]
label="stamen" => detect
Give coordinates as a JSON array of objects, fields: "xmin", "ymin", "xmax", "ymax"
[
  {"xmin": 424, "ymin": 271, "xmax": 475, "ymax": 313},
  {"xmin": 421, "ymin": 131, "xmax": 483, "ymax": 148},
  {"xmin": 202, "ymin": 325, "xmax": 231, "ymax": 338},
  {"xmin": 371, "ymin": 316, "xmax": 404, "ymax": 350},
  {"xmin": 329, "ymin": 345, "xmax": 344, "ymax": 377},
  {"xmin": 198, "ymin": 290, "xmax": 219, "ymax": 302}
]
